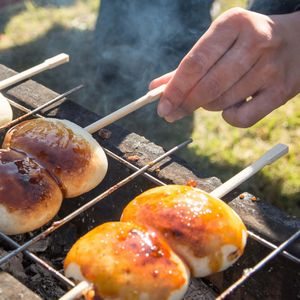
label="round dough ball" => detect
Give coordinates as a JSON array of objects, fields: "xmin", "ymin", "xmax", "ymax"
[
  {"xmin": 0, "ymin": 94, "xmax": 13, "ymax": 126},
  {"xmin": 3, "ymin": 118, "xmax": 108, "ymax": 198},
  {"xmin": 64, "ymin": 221, "xmax": 190, "ymax": 300},
  {"xmin": 121, "ymin": 185, "xmax": 247, "ymax": 277},
  {"xmin": 0, "ymin": 149, "xmax": 63, "ymax": 235}
]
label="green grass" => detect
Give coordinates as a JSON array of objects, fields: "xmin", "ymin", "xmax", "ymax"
[{"xmin": 0, "ymin": 0, "xmax": 299, "ymax": 216}]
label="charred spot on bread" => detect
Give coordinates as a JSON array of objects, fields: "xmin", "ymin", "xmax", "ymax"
[
  {"xmin": 3, "ymin": 118, "xmax": 108, "ymax": 198},
  {"xmin": 0, "ymin": 149, "xmax": 63, "ymax": 235}
]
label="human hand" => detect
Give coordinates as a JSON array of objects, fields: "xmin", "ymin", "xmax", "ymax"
[{"xmin": 150, "ymin": 8, "xmax": 300, "ymax": 127}]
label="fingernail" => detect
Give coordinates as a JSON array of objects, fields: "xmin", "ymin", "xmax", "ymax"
[
  {"xmin": 158, "ymin": 98, "xmax": 173, "ymax": 117},
  {"xmin": 165, "ymin": 115, "xmax": 176, "ymax": 123},
  {"xmin": 165, "ymin": 113, "xmax": 184, "ymax": 123}
]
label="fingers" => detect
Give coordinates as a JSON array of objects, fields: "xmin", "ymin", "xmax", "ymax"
[
  {"xmin": 149, "ymin": 71, "xmax": 175, "ymax": 90},
  {"xmin": 157, "ymin": 15, "xmax": 240, "ymax": 117},
  {"xmin": 222, "ymin": 87, "xmax": 286, "ymax": 127},
  {"xmin": 151, "ymin": 7, "xmax": 292, "ymax": 128},
  {"xmin": 160, "ymin": 39, "xmax": 262, "ymax": 122},
  {"xmin": 190, "ymin": 40, "xmax": 259, "ymax": 101},
  {"xmin": 164, "ymin": 107, "xmax": 187, "ymax": 123},
  {"xmin": 169, "ymin": 39, "xmax": 260, "ymax": 118},
  {"xmin": 202, "ymin": 56, "xmax": 262, "ymax": 112}
]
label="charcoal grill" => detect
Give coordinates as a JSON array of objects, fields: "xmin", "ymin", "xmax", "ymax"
[{"xmin": 0, "ymin": 63, "xmax": 299, "ymax": 300}]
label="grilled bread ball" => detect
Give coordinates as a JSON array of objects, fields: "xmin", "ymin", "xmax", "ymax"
[
  {"xmin": 0, "ymin": 149, "xmax": 63, "ymax": 235},
  {"xmin": 64, "ymin": 221, "xmax": 190, "ymax": 300},
  {"xmin": 3, "ymin": 118, "xmax": 108, "ymax": 198},
  {"xmin": 0, "ymin": 94, "xmax": 13, "ymax": 126},
  {"xmin": 121, "ymin": 185, "xmax": 247, "ymax": 277}
]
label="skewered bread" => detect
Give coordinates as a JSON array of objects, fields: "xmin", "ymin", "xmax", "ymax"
[
  {"xmin": 64, "ymin": 221, "xmax": 190, "ymax": 300},
  {"xmin": 0, "ymin": 94, "xmax": 13, "ymax": 126},
  {"xmin": 3, "ymin": 118, "xmax": 108, "ymax": 198},
  {"xmin": 121, "ymin": 185, "xmax": 247, "ymax": 277},
  {"xmin": 0, "ymin": 149, "xmax": 63, "ymax": 235}
]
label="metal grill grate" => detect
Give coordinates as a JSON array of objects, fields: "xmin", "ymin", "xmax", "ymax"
[{"xmin": 0, "ymin": 69, "xmax": 299, "ymax": 299}]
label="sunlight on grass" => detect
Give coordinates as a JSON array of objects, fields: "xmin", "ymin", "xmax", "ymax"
[
  {"xmin": 0, "ymin": 0, "xmax": 99, "ymax": 50},
  {"xmin": 190, "ymin": 95, "xmax": 300, "ymax": 215}
]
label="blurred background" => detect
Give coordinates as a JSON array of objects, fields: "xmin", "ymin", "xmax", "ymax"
[{"xmin": 0, "ymin": 0, "xmax": 299, "ymax": 217}]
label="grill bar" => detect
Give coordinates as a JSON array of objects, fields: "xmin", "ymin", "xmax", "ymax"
[
  {"xmin": 7, "ymin": 99, "xmax": 43, "ymax": 117},
  {"xmin": 0, "ymin": 232, "xmax": 74, "ymax": 288},
  {"xmin": 0, "ymin": 139, "xmax": 192, "ymax": 266},
  {"xmin": 0, "ymin": 85, "xmax": 84, "ymax": 131},
  {"xmin": 216, "ymin": 229, "xmax": 300, "ymax": 299},
  {"xmin": 247, "ymin": 230, "xmax": 300, "ymax": 264}
]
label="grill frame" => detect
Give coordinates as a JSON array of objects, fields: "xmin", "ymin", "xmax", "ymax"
[{"xmin": 0, "ymin": 63, "xmax": 299, "ymax": 299}]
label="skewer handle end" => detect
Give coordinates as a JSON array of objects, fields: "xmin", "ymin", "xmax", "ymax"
[
  {"xmin": 265, "ymin": 143, "xmax": 289, "ymax": 165},
  {"xmin": 45, "ymin": 53, "xmax": 70, "ymax": 69},
  {"xmin": 210, "ymin": 143, "xmax": 289, "ymax": 199},
  {"xmin": 0, "ymin": 53, "xmax": 70, "ymax": 90}
]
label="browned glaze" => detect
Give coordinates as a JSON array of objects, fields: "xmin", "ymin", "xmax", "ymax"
[
  {"xmin": 65, "ymin": 222, "xmax": 188, "ymax": 300},
  {"xmin": 121, "ymin": 185, "xmax": 246, "ymax": 267},
  {"xmin": 0, "ymin": 149, "xmax": 62, "ymax": 212},
  {"xmin": 3, "ymin": 119, "xmax": 91, "ymax": 195}
]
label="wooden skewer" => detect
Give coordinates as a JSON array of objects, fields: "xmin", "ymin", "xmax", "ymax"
[
  {"xmin": 211, "ymin": 143, "xmax": 289, "ymax": 198},
  {"xmin": 59, "ymin": 143, "xmax": 288, "ymax": 300},
  {"xmin": 0, "ymin": 53, "xmax": 69, "ymax": 90},
  {"xmin": 59, "ymin": 281, "xmax": 93, "ymax": 300},
  {"xmin": 0, "ymin": 53, "xmax": 69, "ymax": 129},
  {"xmin": 84, "ymin": 84, "xmax": 166, "ymax": 134}
]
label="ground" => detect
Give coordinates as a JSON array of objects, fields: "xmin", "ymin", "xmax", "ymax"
[{"xmin": 0, "ymin": 0, "xmax": 299, "ymax": 216}]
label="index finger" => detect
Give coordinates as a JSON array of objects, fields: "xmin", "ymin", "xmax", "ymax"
[{"xmin": 158, "ymin": 15, "xmax": 240, "ymax": 118}]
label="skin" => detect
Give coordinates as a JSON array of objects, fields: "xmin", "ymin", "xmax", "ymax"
[{"xmin": 150, "ymin": 8, "xmax": 300, "ymax": 128}]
